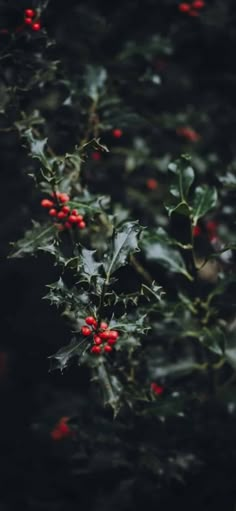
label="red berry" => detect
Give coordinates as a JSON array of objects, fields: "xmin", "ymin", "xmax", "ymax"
[
  {"xmin": 104, "ymin": 345, "xmax": 113, "ymax": 353},
  {"xmin": 85, "ymin": 316, "xmax": 97, "ymax": 326},
  {"xmin": 92, "ymin": 151, "xmax": 101, "ymax": 161},
  {"xmin": 100, "ymin": 321, "xmax": 108, "ymax": 330},
  {"xmin": 178, "ymin": 3, "xmax": 191, "ymax": 12},
  {"xmin": 192, "ymin": 0, "xmax": 205, "ymax": 8},
  {"xmin": 41, "ymin": 199, "xmax": 54, "ymax": 208},
  {"xmin": 94, "ymin": 335, "xmax": 102, "ymax": 345},
  {"xmin": 59, "ymin": 193, "xmax": 70, "ymax": 203},
  {"xmin": 50, "ymin": 428, "xmax": 63, "ymax": 441},
  {"xmin": 25, "ymin": 8, "xmax": 35, "ymax": 17},
  {"xmin": 112, "ymin": 128, "xmax": 123, "ymax": 138},
  {"xmin": 107, "ymin": 338, "xmax": 117, "ymax": 346},
  {"xmin": 71, "ymin": 209, "xmax": 78, "ymax": 215},
  {"xmin": 151, "ymin": 383, "xmax": 164, "ymax": 396},
  {"xmin": 68, "ymin": 215, "xmax": 78, "ymax": 224},
  {"xmin": 76, "ymin": 215, "xmax": 83, "ymax": 223},
  {"xmin": 206, "ymin": 221, "xmax": 217, "ymax": 233},
  {"xmin": 24, "ymin": 17, "xmax": 33, "ymax": 25},
  {"xmin": 58, "ymin": 417, "xmax": 71, "ymax": 435},
  {"xmin": 146, "ymin": 178, "xmax": 158, "ymax": 190},
  {"xmin": 31, "ymin": 22, "xmax": 41, "ymax": 31},
  {"xmin": 81, "ymin": 326, "xmax": 92, "ymax": 336},
  {"xmin": 55, "ymin": 224, "xmax": 65, "ymax": 231},
  {"xmin": 188, "ymin": 9, "xmax": 199, "ymax": 16},
  {"xmin": 108, "ymin": 330, "xmax": 119, "ymax": 340},
  {"xmin": 64, "ymin": 221, "xmax": 72, "ymax": 229},
  {"xmin": 62, "ymin": 205, "xmax": 70, "ymax": 214},
  {"xmin": 193, "ymin": 225, "xmax": 202, "ymax": 237},
  {"xmin": 91, "ymin": 345, "xmax": 101, "ymax": 355},
  {"xmin": 49, "ymin": 208, "xmax": 57, "ymax": 217},
  {"xmin": 57, "ymin": 211, "xmax": 67, "ymax": 219},
  {"xmin": 78, "ymin": 221, "xmax": 86, "ymax": 229},
  {"xmin": 100, "ymin": 331, "xmax": 111, "ymax": 340}
]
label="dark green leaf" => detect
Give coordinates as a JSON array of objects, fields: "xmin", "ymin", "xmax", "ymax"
[
  {"xmin": 192, "ymin": 185, "xmax": 218, "ymax": 225},
  {"xmin": 9, "ymin": 222, "xmax": 55, "ymax": 258},
  {"xmin": 104, "ymin": 221, "xmax": 141, "ymax": 278}
]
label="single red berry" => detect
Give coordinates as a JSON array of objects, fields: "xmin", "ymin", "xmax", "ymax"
[
  {"xmin": 100, "ymin": 331, "xmax": 111, "ymax": 340},
  {"xmin": 31, "ymin": 22, "xmax": 41, "ymax": 31},
  {"xmin": 146, "ymin": 178, "xmax": 158, "ymax": 190},
  {"xmin": 64, "ymin": 221, "xmax": 72, "ymax": 229},
  {"xmin": 192, "ymin": 0, "xmax": 205, "ymax": 8},
  {"xmin": 85, "ymin": 316, "xmax": 97, "ymax": 326},
  {"xmin": 76, "ymin": 215, "xmax": 84, "ymax": 223},
  {"xmin": 104, "ymin": 345, "xmax": 113, "ymax": 353},
  {"xmin": 71, "ymin": 209, "xmax": 78, "ymax": 215},
  {"xmin": 107, "ymin": 338, "xmax": 117, "ymax": 346},
  {"xmin": 188, "ymin": 9, "xmax": 199, "ymax": 16},
  {"xmin": 59, "ymin": 193, "xmax": 70, "ymax": 203},
  {"xmin": 112, "ymin": 128, "xmax": 123, "ymax": 138},
  {"xmin": 68, "ymin": 215, "xmax": 78, "ymax": 224},
  {"xmin": 92, "ymin": 151, "xmax": 101, "ymax": 161},
  {"xmin": 178, "ymin": 3, "xmax": 191, "ymax": 12},
  {"xmin": 25, "ymin": 8, "xmax": 35, "ymax": 17},
  {"xmin": 57, "ymin": 211, "xmax": 67, "ymax": 219},
  {"xmin": 51, "ymin": 428, "xmax": 63, "ymax": 441},
  {"xmin": 94, "ymin": 335, "xmax": 102, "ymax": 345},
  {"xmin": 108, "ymin": 330, "xmax": 119, "ymax": 340},
  {"xmin": 78, "ymin": 221, "xmax": 86, "ymax": 229},
  {"xmin": 91, "ymin": 345, "xmax": 101, "ymax": 355},
  {"xmin": 81, "ymin": 326, "xmax": 92, "ymax": 336},
  {"xmin": 193, "ymin": 225, "xmax": 202, "ymax": 237},
  {"xmin": 151, "ymin": 383, "xmax": 164, "ymax": 395},
  {"xmin": 62, "ymin": 205, "xmax": 70, "ymax": 214},
  {"xmin": 55, "ymin": 224, "xmax": 65, "ymax": 231},
  {"xmin": 206, "ymin": 221, "xmax": 217, "ymax": 233},
  {"xmin": 100, "ymin": 321, "xmax": 108, "ymax": 330},
  {"xmin": 41, "ymin": 199, "xmax": 54, "ymax": 208},
  {"xmin": 49, "ymin": 208, "xmax": 57, "ymax": 217},
  {"xmin": 24, "ymin": 17, "xmax": 33, "ymax": 25}
]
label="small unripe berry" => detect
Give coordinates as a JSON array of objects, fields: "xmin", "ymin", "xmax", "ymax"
[
  {"xmin": 94, "ymin": 335, "xmax": 102, "ymax": 345},
  {"xmin": 25, "ymin": 9, "xmax": 35, "ymax": 17},
  {"xmin": 112, "ymin": 128, "xmax": 123, "ymax": 138},
  {"xmin": 81, "ymin": 326, "xmax": 92, "ymax": 336},
  {"xmin": 57, "ymin": 211, "xmax": 67, "ymax": 219},
  {"xmin": 24, "ymin": 17, "xmax": 33, "ymax": 25},
  {"xmin": 31, "ymin": 22, "xmax": 41, "ymax": 31},
  {"xmin": 49, "ymin": 208, "xmax": 57, "ymax": 217},
  {"xmin": 62, "ymin": 206, "xmax": 70, "ymax": 214},
  {"xmin": 59, "ymin": 193, "xmax": 70, "ymax": 203},
  {"xmin": 178, "ymin": 3, "xmax": 191, "ymax": 12},
  {"xmin": 78, "ymin": 221, "xmax": 86, "ymax": 229},
  {"xmin": 85, "ymin": 316, "xmax": 97, "ymax": 326},
  {"xmin": 64, "ymin": 221, "xmax": 72, "ymax": 229},
  {"xmin": 109, "ymin": 330, "xmax": 119, "ymax": 340},
  {"xmin": 91, "ymin": 345, "xmax": 101, "ymax": 355},
  {"xmin": 41, "ymin": 199, "xmax": 54, "ymax": 208},
  {"xmin": 104, "ymin": 345, "xmax": 112, "ymax": 353},
  {"xmin": 192, "ymin": 0, "xmax": 205, "ymax": 8},
  {"xmin": 100, "ymin": 321, "xmax": 108, "ymax": 330}
]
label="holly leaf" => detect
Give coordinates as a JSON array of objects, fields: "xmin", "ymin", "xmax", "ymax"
[
  {"xmin": 9, "ymin": 222, "xmax": 55, "ymax": 258},
  {"xmin": 192, "ymin": 185, "xmax": 218, "ymax": 225},
  {"xmin": 219, "ymin": 172, "xmax": 236, "ymax": 189},
  {"xmin": 168, "ymin": 158, "xmax": 195, "ymax": 200},
  {"xmin": 24, "ymin": 128, "xmax": 51, "ymax": 169},
  {"xmin": 142, "ymin": 238, "xmax": 193, "ymax": 281},
  {"xmin": 78, "ymin": 247, "xmax": 102, "ymax": 283},
  {"xmin": 104, "ymin": 221, "xmax": 141, "ymax": 278},
  {"xmin": 84, "ymin": 65, "xmax": 107, "ymax": 102},
  {"xmin": 199, "ymin": 326, "xmax": 225, "ymax": 356},
  {"xmin": 49, "ymin": 337, "xmax": 84, "ymax": 372}
]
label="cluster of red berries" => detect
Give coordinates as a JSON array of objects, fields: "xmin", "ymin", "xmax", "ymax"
[
  {"xmin": 41, "ymin": 192, "xmax": 86, "ymax": 231},
  {"xmin": 81, "ymin": 317, "xmax": 119, "ymax": 355},
  {"xmin": 178, "ymin": 1, "xmax": 205, "ymax": 16},
  {"xmin": 150, "ymin": 382, "xmax": 164, "ymax": 396},
  {"xmin": 176, "ymin": 126, "xmax": 201, "ymax": 142},
  {"xmin": 50, "ymin": 416, "xmax": 74, "ymax": 441},
  {"xmin": 193, "ymin": 221, "xmax": 218, "ymax": 241},
  {"xmin": 24, "ymin": 8, "xmax": 41, "ymax": 31}
]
